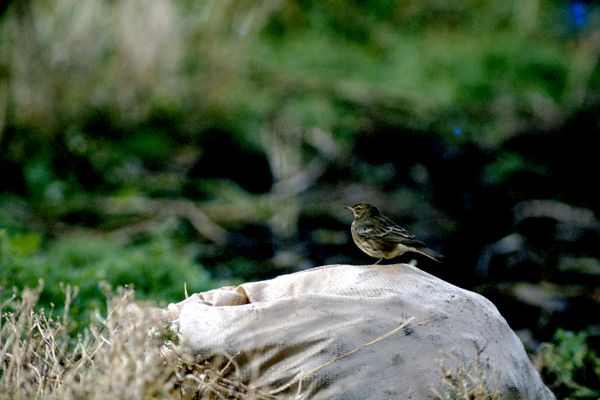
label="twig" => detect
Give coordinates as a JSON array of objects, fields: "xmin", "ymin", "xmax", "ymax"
[{"xmin": 182, "ymin": 365, "xmax": 279, "ymax": 400}]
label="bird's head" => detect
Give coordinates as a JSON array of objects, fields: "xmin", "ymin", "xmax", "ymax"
[{"xmin": 345, "ymin": 203, "xmax": 380, "ymax": 220}]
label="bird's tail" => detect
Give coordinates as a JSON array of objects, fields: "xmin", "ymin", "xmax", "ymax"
[{"xmin": 416, "ymin": 247, "xmax": 444, "ymax": 263}]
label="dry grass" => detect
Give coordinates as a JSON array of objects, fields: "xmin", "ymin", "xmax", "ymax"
[
  {"xmin": 433, "ymin": 351, "xmax": 501, "ymax": 400},
  {"xmin": 0, "ymin": 283, "xmax": 274, "ymax": 400}
]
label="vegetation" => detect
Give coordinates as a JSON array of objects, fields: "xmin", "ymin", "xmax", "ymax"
[
  {"xmin": 0, "ymin": 285, "xmax": 266, "ymax": 400},
  {"xmin": 537, "ymin": 329, "xmax": 600, "ymax": 399},
  {"xmin": 0, "ymin": 229, "xmax": 231, "ymax": 331}
]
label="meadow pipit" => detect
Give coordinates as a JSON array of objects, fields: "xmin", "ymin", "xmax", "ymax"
[{"xmin": 345, "ymin": 203, "xmax": 443, "ymax": 264}]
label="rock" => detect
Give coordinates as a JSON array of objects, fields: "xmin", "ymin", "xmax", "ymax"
[{"xmin": 170, "ymin": 264, "xmax": 555, "ymax": 399}]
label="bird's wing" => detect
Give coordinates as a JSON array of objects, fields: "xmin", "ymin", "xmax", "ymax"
[{"xmin": 355, "ymin": 219, "xmax": 425, "ymax": 247}]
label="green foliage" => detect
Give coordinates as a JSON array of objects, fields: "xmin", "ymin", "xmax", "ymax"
[
  {"xmin": 1, "ymin": 0, "xmax": 592, "ymax": 151},
  {"xmin": 0, "ymin": 229, "xmax": 228, "ymax": 330},
  {"xmin": 482, "ymin": 152, "xmax": 549, "ymax": 185},
  {"xmin": 0, "ymin": 1, "xmax": 596, "ymax": 211},
  {"xmin": 539, "ymin": 329, "xmax": 600, "ymax": 399}
]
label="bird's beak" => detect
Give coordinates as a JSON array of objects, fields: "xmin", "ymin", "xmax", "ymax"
[{"xmin": 344, "ymin": 206, "xmax": 353, "ymax": 211}]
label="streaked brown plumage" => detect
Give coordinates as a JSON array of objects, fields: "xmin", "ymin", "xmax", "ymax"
[{"xmin": 345, "ymin": 203, "xmax": 443, "ymax": 264}]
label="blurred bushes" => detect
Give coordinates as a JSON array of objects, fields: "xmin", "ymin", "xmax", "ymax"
[
  {"xmin": 2, "ymin": 0, "xmax": 597, "ymax": 147},
  {"xmin": 0, "ymin": 229, "xmax": 229, "ymax": 330},
  {"xmin": 2, "ymin": 0, "xmax": 599, "ymax": 210}
]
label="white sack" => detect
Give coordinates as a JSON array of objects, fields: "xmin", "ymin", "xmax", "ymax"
[{"xmin": 171, "ymin": 264, "xmax": 555, "ymax": 399}]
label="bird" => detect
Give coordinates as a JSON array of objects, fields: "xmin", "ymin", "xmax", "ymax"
[{"xmin": 345, "ymin": 203, "xmax": 443, "ymax": 264}]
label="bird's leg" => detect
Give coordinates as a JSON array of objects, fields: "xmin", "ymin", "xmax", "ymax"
[{"xmin": 374, "ymin": 258, "xmax": 383, "ymax": 265}]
